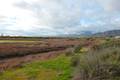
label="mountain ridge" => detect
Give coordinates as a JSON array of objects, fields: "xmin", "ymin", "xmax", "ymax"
[{"xmin": 92, "ymin": 30, "xmax": 120, "ymax": 37}]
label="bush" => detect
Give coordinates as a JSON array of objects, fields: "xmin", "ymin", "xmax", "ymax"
[
  {"xmin": 71, "ymin": 55, "xmax": 80, "ymax": 67},
  {"xmin": 65, "ymin": 48, "xmax": 75, "ymax": 56},
  {"xmin": 74, "ymin": 45, "xmax": 82, "ymax": 53},
  {"xmin": 91, "ymin": 39, "xmax": 120, "ymax": 51},
  {"xmin": 75, "ymin": 46, "xmax": 120, "ymax": 80}
]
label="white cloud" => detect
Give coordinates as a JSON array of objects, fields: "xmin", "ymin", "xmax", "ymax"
[
  {"xmin": 0, "ymin": 0, "xmax": 120, "ymax": 36},
  {"xmin": 97, "ymin": 0, "xmax": 120, "ymax": 12}
]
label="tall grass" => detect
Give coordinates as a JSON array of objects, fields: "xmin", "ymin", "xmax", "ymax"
[
  {"xmin": 73, "ymin": 39, "xmax": 120, "ymax": 80},
  {"xmin": 78, "ymin": 47, "xmax": 120, "ymax": 80}
]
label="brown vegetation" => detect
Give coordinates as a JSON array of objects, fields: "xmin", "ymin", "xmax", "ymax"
[
  {"xmin": 0, "ymin": 39, "xmax": 80, "ymax": 59},
  {"xmin": 0, "ymin": 38, "xmax": 81, "ymax": 71}
]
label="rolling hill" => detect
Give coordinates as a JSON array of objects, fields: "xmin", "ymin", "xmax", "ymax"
[{"xmin": 93, "ymin": 30, "xmax": 120, "ymax": 37}]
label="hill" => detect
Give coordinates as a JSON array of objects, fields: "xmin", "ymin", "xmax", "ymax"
[
  {"xmin": 58, "ymin": 31, "xmax": 93, "ymax": 37},
  {"xmin": 93, "ymin": 30, "xmax": 120, "ymax": 37}
]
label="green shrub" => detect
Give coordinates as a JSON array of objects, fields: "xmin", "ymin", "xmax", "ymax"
[
  {"xmin": 74, "ymin": 45, "xmax": 82, "ymax": 53},
  {"xmin": 71, "ymin": 55, "xmax": 80, "ymax": 67}
]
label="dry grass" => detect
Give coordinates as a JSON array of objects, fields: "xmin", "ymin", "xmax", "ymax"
[
  {"xmin": 0, "ymin": 39, "xmax": 79, "ymax": 59},
  {"xmin": 73, "ymin": 38, "xmax": 120, "ymax": 80}
]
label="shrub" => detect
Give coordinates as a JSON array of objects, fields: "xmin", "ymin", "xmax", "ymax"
[
  {"xmin": 74, "ymin": 45, "xmax": 82, "ymax": 53},
  {"xmin": 65, "ymin": 48, "xmax": 75, "ymax": 56},
  {"xmin": 71, "ymin": 55, "xmax": 80, "ymax": 67},
  {"xmin": 91, "ymin": 39, "xmax": 120, "ymax": 51},
  {"xmin": 75, "ymin": 47, "xmax": 120, "ymax": 80}
]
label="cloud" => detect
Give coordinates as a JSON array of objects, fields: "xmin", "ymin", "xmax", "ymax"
[
  {"xmin": 15, "ymin": 0, "xmax": 81, "ymax": 28},
  {"xmin": 97, "ymin": 0, "xmax": 120, "ymax": 12},
  {"xmin": 0, "ymin": 0, "xmax": 120, "ymax": 36}
]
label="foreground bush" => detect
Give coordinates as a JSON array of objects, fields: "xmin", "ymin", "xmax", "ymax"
[{"xmin": 74, "ymin": 46, "xmax": 120, "ymax": 80}]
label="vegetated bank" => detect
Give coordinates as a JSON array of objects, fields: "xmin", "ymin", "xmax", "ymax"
[
  {"xmin": 72, "ymin": 38, "xmax": 120, "ymax": 80},
  {"xmin": 0, "ymin": 37, "xmax": 120, "ymax": 80}
]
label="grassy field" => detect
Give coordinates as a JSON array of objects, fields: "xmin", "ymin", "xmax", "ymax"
[
  {"xmin": 0, "ymin": 37, "xmax": 120, "ymax": 80},
  {"xmin": 0, "ymin": 54, "xmax": 73, "ymax": 80}
]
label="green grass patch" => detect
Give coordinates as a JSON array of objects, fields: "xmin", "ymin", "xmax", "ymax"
[{"xmin": 0, "ymin": 54, "xmax": 73, "ymax": 80}]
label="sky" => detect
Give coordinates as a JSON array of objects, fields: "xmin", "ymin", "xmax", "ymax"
[{"xmin": 0, "ymin": 0, "xmax": 120, "ymax": 36}]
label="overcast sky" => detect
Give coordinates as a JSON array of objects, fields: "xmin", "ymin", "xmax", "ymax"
[{"xmin": 0, "ymin": 0, "xmax": 120, "ymax": 36}]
